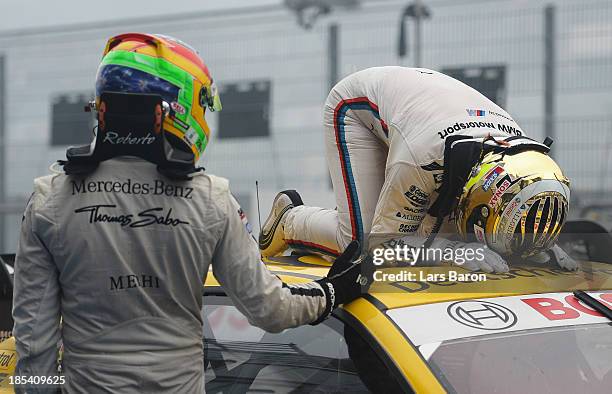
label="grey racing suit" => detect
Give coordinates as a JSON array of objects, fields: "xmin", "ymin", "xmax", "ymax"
[{"xmin": 12, "ymin": 157, "xmax": 327, "ymax": 393}]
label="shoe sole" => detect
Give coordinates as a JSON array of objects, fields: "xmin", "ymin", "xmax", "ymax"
[
  {"xmin": 279, "ymin": 190, "xmax": 304, "ymax": 207},
  {"xmin": 259, "ymin": 190, "xmax": 303, "ymax": 250}
]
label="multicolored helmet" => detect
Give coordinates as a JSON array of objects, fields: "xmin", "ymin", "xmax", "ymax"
[
  {"xmin": 95, "ymin": 33, "xmax": 221, "ymax": 162},
  {"xmin": 456, "ymin": 150, "xmax": 570, "ymax": 258}
]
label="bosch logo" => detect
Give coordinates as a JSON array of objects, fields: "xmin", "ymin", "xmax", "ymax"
[{"xmin": 447, "ymin": 300, "xmax": 518, "ymax": 330}]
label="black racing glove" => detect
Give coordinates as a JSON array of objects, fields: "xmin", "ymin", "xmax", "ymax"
[{"xmin": 313, "ymin": 241, "xmax": 372, "ymax": 324}]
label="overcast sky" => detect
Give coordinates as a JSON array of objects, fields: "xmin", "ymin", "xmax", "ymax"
[
  {"xmin": 1, "ymin": 0, "xmax": 555, "ymax": 33},
  {"xmin": 0, "ymin": 0, "xmax": 281, "ymax": 32}
]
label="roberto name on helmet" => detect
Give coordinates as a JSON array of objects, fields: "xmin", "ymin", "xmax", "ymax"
[
  {"xmin": 428, "ymin": 135, "xmax": 570, "ymax": 259},
  {"xmin": 60, "ymin": 33, "xmax": 221, "ymax": 179}
]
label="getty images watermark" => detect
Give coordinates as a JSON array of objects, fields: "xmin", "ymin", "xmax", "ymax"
[{"xmin": 369, "ymin": 240, "xmax": 489, "ymax": 283}]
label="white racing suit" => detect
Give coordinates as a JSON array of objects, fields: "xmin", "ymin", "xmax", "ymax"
[
  {"xmin": 284, "ymin": 66, "xmax": 525, "ymax": 255},
  {"xmin": 12, "ymin": 157, "xmax": 327, "ymax": 393}
]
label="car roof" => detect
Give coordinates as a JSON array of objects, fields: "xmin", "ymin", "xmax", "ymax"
[
  {"xmin": 204, "ymin": 254, "xmax": 612, "ymax": 310},
  {"xmin": 239, "ymin": 254, "xmax": 611, "ymax": 393}
]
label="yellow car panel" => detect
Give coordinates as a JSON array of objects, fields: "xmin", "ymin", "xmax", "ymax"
[
  {"xmin": 342, "ymin": 298, "xmax": 446, "ymax": 394},
  {"xmin": 204, "ymin": 257, "xmax": 329, "ymax": 288},
  {"xmin": 3, "ymin": 253, "xmax": 610, "ymax": 394},
  {"xmin": 255, "ymin": 255, "xmax": 612, "ymax": 392},
  {"xmin": 0, "ymin": 337, "xmax": 16, "ymax": 393}
]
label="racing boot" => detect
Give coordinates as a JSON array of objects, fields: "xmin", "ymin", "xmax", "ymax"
[{"xmin": 259, "ymin": 190, "xmax": 303, "ymax": 257}]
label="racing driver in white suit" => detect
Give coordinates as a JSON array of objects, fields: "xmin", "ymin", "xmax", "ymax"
[
  {"xmin": 260, "ymin": 67, "xmax": 577, "ymax": 273},
  {"xmin": 11, "ymin": 33, "xmax": 365, "ymax": 393}
]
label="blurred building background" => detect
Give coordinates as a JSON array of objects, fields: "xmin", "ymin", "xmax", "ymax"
[{"xmin": 1, "ymin": 0, "xmax": 612, "ymax": 252}]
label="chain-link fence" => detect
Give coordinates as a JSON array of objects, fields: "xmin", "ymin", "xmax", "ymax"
[{"xmin": 1, "ymin": 0, "xmax": 612, "ymax": 251}]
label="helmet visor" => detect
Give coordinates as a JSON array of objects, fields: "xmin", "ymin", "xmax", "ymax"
[{"xmin": 96, "ymin": 64, "xmax": 180, "ymax": 106}]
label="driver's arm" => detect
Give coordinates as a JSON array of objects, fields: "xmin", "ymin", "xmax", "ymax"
[
  {"xmin": 211, "ymin": 184, "xmax": 328, "ymax": 333},
  {"xmin": 12, "ymin": 184, "xmax": 62, "ymax": 385}
]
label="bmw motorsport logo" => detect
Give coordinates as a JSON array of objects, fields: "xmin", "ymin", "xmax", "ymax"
[{"xmin": 447, "ymin": 300, "xmax": 518, "ymax": 330}]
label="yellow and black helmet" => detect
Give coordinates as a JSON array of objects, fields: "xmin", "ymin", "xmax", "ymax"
[{"xmin": 456, "ymin": 149, "xmax": 570, "ymax": 258}]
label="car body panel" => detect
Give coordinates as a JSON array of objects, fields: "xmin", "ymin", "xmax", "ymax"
[
  {"xmin": 255, "ymin": 256, "xmax": 612, "ymax": 392},
  {"xmin": 386, "ymin": 291, "xmax": 612, "ymax": 346},
  {"xmin": 1, "ymin": 254, "xmax": 610, "ymax": 393},
  {"xmin": 338, "ymin": 297, "xmax": 446, "ymax": 393},
  {"xmin": 0, "ymin": 337, "xmax": 17, "ymax": 393}
]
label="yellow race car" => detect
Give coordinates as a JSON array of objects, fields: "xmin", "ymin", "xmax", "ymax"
[{"xmin": 1, "ymin": 253, "xmax": 611, "ymax": 393}]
